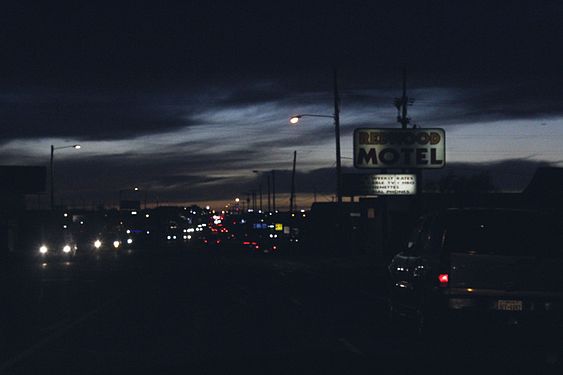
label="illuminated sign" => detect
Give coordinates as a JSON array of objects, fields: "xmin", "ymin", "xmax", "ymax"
[
  {"xmin": 275, "ymin": 223, "xmax": 283, "ymax": 231},
  {"xmin": 354, "ymin": 128, "xmax": 445, "ymax": 169},
  {"xmin": 343, "ymin": 174, "xmax": 417, "ymax": 195}
]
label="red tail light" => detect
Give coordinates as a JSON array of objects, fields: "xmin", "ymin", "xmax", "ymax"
[{"xmin": 438, "ymin": 273, "xmax": 449, "ymax": 286}]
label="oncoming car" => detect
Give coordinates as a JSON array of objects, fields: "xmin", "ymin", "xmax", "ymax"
[
  {"xmin": 388, "ymin": 208, "xmax": 563, "ymax": 335},
  {"xmin": 87, "ymin": 231, "xmax": 134, "ymax": 252},
  {"xmin": 37, "ymin": 232, "xmax": 78, "ymax": 259}
]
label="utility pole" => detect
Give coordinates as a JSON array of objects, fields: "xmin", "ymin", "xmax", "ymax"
[
  {"xmin": 289, "ymin": 151, "xmax": 297, "ymax": 213},
  {"xmin": 272, "ymin": 170, "xmax": 276, "ymax": 212},
  {"xmin": 267, "ymin": 174, "xmax": 271, "ymax": 212},
  {"xmin": 258, "ymin": 184, "xmax": 262, "ymax": 212},
  {"xmin": 394, "ymin": 69, "xmax": 423, "ymax": 210},
  {"xmin": 333, "ymin": 69, "xmax": 342, "ymax": 205},
  {"xmin": 50, "ymin": 145, "xmax": 54, "ymax": 210}
]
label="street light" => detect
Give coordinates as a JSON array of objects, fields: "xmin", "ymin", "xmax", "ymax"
[
  {"xmin": 252, "ymin": 170, "xmax": 264, "ymax": 212},
  {"xmin": 50, "ymin": 144, "xmax": 81, "ymax": 210},
  {"xmin": 289, "ymin": 71, "xmax": 342, "ymax": 204}
]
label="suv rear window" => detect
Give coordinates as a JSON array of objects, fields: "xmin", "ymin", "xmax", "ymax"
[{"xmin": 443, "ymin": 210, "xmax": 563, "ymax": 257}]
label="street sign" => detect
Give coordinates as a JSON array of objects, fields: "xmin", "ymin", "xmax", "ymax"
[
  {"xmin": 120, "ymin": 200, "xmax": 141, "ymax": 210},
  {"xmin": 342, "ymin": 174, "xmax": 417, "ymax": 196},
  {"xmin": 354, "ymin": 128, "xmax": 445, "ymax": 169}
]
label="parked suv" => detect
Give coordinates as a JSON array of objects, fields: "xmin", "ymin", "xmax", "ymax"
[{"xmin": 388, "ymin": 208, "xmax": 563, "ymax": 334}]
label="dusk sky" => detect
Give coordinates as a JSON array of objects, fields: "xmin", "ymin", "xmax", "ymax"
[{"xmin": 2, "ymin": 1, "xmax": 563, "ymax": 209}]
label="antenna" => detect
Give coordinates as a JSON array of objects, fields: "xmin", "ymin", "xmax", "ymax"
[{"xmin": 394, "ymin": 68, "xmax": 415, "ymax": 129}]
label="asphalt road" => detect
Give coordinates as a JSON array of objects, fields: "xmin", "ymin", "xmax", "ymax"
[{"xmin": 1, "ymin": 247, "xmax": 562, "ymax": 374}]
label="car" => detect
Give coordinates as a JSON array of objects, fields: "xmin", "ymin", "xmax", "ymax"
[
  {"xmin": 239, "ymin": 232, "xmax": 279, "ymax": 254},
  {"xmin": 387, "ymin": 208, "xmax": 563, "ymax": 335},
  {"xmin": 82, "ymin": 229, "xmax": 134, "ymax": 253},
  {"xmin": 36, "ymin": 231, "xmax": 78, "ymax": 260}
]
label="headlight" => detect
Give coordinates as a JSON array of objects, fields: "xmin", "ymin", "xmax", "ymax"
[
  {"xmin": 127, "ymin": 238, "xmax": 133, "ymax": 244},
  {"xmin": 94, "ymin": 240, "xmax": 102, "ymax": 249},
  {"xmin": 63, "ymin": 245, "xmax": 71, "ymax": 253},
  {"xmin": 39, "ymin": 245, "xmax": 48, "ymax": 254},
  {"xmin": 113, "ymin": 241, "xmax": 120, "ymax": 248}
]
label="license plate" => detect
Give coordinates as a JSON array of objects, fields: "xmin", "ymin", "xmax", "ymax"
[{"xmin": 497, "ymin": 300, "xmax": 523, "ymax": 311}]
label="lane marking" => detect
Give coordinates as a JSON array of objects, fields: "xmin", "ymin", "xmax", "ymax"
[
  {"xmin": 290, "ymin": 298, "xmax": 303, "ymax": 307},
  {"xmin": 338, "ymin": 338, "xmax": 364, "ymax": 356},
  {"xmin": 39, "ymin": 318, "xmax": 72, "ymax": 334}
]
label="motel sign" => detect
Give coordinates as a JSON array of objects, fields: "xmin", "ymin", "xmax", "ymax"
[{"xmin": 353, "ymin": 128, "xmax": 446, "ymax": 169}]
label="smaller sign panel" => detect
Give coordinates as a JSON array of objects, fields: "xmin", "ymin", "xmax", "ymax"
[
  {"xmin": 275, "ymin": 223, "xmax": 284, "ymax": 232},
  {"xmin": 343, "ymin": 174, "xmax": 417, "ymax": 196}
]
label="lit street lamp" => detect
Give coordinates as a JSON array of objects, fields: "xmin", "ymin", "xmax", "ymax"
[
  {"xmin": 289, "ymin": 71, "xmax": 342, "ymax": 204},
  {"xmin": 252, "ymin": 170, "xmax": 264, "ymax": 212},
  {"xmin": 50, "ymin": 144, "xmax": 81, "ymax": 210}
]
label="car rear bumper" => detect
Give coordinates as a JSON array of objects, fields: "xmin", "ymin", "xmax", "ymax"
[{"xmin": 430, "ymin": 288, "xmax": 563, "ymax": 328}]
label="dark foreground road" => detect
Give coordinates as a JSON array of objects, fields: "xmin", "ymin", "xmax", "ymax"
[{"xmin": 1, "ymin": 248, "xmax": 562, "ymax": 374}]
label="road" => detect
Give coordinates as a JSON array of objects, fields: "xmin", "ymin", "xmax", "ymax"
[{"xmin": 1, "ymin": 247, "xmax": 562, "ymax": 374}]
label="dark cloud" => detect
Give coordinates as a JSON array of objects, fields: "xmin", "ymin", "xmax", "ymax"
[
  {"xmin": 4, "ymin": 1, "xmax": 563, "ymax": 206},
  {"xmin": 0, "ymin": 90, "xmax": 200, "ymax": 141},
  {"xmin": 2, "ymin": 1, "xmax": 561, "ymax": 89}
]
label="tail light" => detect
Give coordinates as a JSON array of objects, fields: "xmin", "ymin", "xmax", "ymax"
[{"xmin": 438, "ymin": 273, "xmax": 449, "ymax": 286}]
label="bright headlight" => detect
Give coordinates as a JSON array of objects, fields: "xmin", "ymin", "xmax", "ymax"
[
  {"xmin": 113, "ymin": 241, "xmax": 120, "ymax": 248},
  {"xmin": 127, "ymin": 238, "xmax": 133, "ymax": 244},
  {"xmin": 63, "ymin": 245, "xmax": 71, "ymax": 253},
  {"xmin": 94, "ymin": 240, "xmax": 102, "ymax": 249},
  {"xmin": 39, "ymin": 245, "xmax": 48, "ymax": 254}
]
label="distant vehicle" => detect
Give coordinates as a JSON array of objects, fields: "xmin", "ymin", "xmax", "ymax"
[
  {"xmin": 198, "ymin": 232, "xmax": 227, "ymax": 249},
  {"xmin": 83, "ymin": 229, "xmax": 133, "ymax": 252},
  {"xmin": 388, "ymin": 208, "xmax": 563, "ymax": 334},
  {"xmin": 36, "ymin": 231, "xmax": 78, "ymax": 259},
  {"xmin": 239, "ymin": 232, "xmax": 279, "ymax": 254}
]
